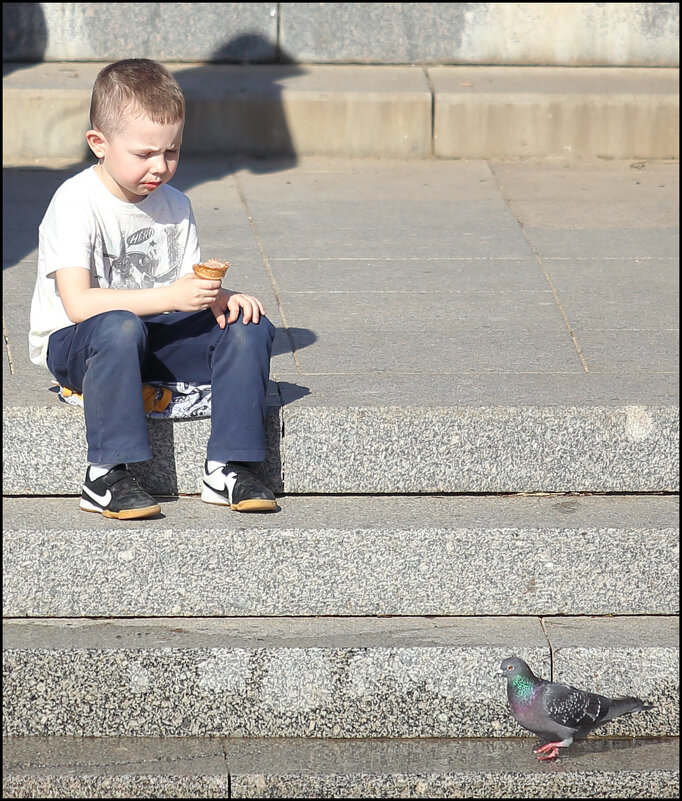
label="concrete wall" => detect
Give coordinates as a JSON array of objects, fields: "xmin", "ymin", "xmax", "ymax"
[{"xmin": 3, "ymin": 2, "xmax": 679, "ymax": 66}]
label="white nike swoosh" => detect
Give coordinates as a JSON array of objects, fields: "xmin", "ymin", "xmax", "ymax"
[
  {"xmin": 83, "ymin": 485, "xmax": 112, "ymax": 506},
  {"xmin": 203, "ymin": 470, "xmax": 238, "ymax": 503},
  {"xmin": 225, "ymin": 471, "xmax": 238, "ymax": 502}
]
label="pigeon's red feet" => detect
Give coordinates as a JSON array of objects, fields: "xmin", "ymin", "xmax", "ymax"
[{"xmin": 534, "ymin": 742, "xmax": 561, "ymax": 760}]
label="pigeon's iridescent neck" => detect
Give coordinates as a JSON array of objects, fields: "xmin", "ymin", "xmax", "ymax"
[{"xmin": 510, "ymin": 674, "xmax": 535, "ymax": 701}]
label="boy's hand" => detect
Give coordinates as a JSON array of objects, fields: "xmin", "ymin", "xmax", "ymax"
[
  {"xmin": 171, "ymin": 273, "xmax": 222, "ymax": 311},
  {"xmin": 211, "ymin": 289, "xmax": 265, "ymax": 328}
]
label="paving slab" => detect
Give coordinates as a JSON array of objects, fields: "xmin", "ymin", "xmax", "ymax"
[
  {"xmin": 3, "ymin": 736, "xmax": 679, "ymax": 799},
  {"xmin": 3, "ymin": 495, "xmax": 678, "ymax": 617},
  {"xmin": 545, "ymin": 616, "xmax": 680, "ymax": 738},
  {"xmin": 2, "ymin": 735, "xmax": 230, "ymax": 799},
  {"xmin": 3, "ymin": 157, "xmax": 678, "ymax": 494},
  {"xmin": 224, "ymin": 737, "xmax": 682, "ymax": 799}
]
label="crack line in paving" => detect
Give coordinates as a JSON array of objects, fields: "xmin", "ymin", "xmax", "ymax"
[
  {"xmin": 233, "ymin": 173, "xmax": 303, "ymax": 375},
  {"xmin": 487, "ymin": 163, "xmax": 590, "ymax": 374},
  {"xmin": 529, "ymin": 247, "xmax": 591, "ymax": 374}
]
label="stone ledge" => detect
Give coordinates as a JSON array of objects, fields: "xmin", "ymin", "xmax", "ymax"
[
  {"xmin": 2, "ymin": 64, "xmax": 678, "ymax": 162},
  {"xmin": 431, "ymin": 67, "xmax": 679, "ymax": 159},
  {"xmin": 2, "ymin": 402, "xmax": 678, "ymax": 494},
  {"xmin": 281, "ymin": 404, "xmax": 680, "ymax": 494},
  {"xmin": 3, "ymin": 616, "xmax": 677, "ymax": 739},
  {"xmin": 3, "ymin": 495, "xmax": 679, "ymax": 617},
  {"xmin": 4, "ymin": 3, "xmax": 679, "ymax": 66}
]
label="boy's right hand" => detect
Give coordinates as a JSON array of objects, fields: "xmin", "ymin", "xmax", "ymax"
[{"xmin": 170, "ymin": 272, "xmax": 222, "ymax": 312}]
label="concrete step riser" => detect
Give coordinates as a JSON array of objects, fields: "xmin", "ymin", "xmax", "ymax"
[
  {"xmin": 3, "ymin": 617, "xmax": 678, "ymax": 739},
  {"xmin": 2, "ymin": 65, "xmax": 679, "ymax": 163},
  {"xmin": 3, "ymin": 498, "xmax": 678, "ymax": 617},
  {"xmin": 3, "ymin": 736, "xmax": 680, "ymax": 799},
  {"xmin": 3, "ymin": 405, "xmax": 679, "ymax": 495}
]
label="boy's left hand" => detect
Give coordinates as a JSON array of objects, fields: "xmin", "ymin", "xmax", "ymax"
[{"xmin": 211, "ymin": 289, "xmax": 265, "ymax": 328}]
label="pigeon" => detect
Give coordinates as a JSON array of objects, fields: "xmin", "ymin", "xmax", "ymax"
[{"xmin": 497, "ymin": 656, "xmax": 653, "ymax": 760}]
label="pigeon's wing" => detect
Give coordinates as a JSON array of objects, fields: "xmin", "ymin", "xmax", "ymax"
[{"xmin": 542, "ymin": 680, "xmax": 609, "ymax": 732}]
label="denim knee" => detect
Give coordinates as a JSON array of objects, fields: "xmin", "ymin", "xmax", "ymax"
[
  {"xmin": 224, "ymin": 314, "xmax": 275, "ymax": 354},
  {"xmin": 89, "ymin": 310, "xmax": 147, "ymax": 356}
]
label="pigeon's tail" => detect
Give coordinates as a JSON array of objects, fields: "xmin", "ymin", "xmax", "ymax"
[{"xmin": 604, "ymin": 696, "xmax": 653, "ymax": 723}]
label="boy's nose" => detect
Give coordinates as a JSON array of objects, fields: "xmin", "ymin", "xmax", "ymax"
[{"xmin": 149, "ymin": 155, "xmax": 168, "ymax": 174}]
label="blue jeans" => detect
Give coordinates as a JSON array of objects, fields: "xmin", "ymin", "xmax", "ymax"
[{"xmin": 47, "ymin": 309, "xmax": 275, "ymax": 464}]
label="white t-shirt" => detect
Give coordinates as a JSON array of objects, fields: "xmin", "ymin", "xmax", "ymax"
[{"xmin": 29, "ymin": 166, "xmax": 201, "ymax": 367}]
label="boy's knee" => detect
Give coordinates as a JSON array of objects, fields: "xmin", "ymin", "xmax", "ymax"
[
  {"xmin": 229, "ymin": 315, "xmax": 275, "ymax": 351},
  {"xmin": 91, "ymin": 310, "xmax": 146, "ymax": 351}
]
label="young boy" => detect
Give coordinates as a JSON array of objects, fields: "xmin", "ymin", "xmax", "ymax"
[{"xmin": 29, "ymin": 58, "xmax": 278, "ymax": 518}]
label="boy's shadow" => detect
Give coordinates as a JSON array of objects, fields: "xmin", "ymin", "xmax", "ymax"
[
  {"xmin": 2, "ymin": 2, "xmax": 46, "ymax": 68},
  {"xmin": 173, "ymin": 37, "xmax": 303, "ymax": 185}
]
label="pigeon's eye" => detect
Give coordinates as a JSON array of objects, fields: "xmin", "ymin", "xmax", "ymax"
[{"xmin": 507, "ymin": 665, "xmax": 514, "ymax": 670}]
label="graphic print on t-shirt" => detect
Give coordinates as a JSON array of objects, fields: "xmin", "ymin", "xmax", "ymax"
[{"xmin": 105, "ymin": 224, "xmax": 183, "ymax": 289}]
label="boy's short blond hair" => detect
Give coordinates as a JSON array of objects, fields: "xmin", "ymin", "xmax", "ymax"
[{"xmin": 90, "ymin": 58, "xmax": 185, "ymax": 137}]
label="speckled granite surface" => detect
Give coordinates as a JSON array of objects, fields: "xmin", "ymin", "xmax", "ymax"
[
  {"xmin": 2, "ymin": 616, "xmax": 547, "ymax": 738},
  {"xmin": 3, "ymin": 616, "xmax": 678, "ymax": 739},
  {"xmin": 281, "ymin": 404, "xmax": 679, "ymax": 493},
  {"xmin": 3, "ymin": 495, "xmax": 679, "ymax": 617}
]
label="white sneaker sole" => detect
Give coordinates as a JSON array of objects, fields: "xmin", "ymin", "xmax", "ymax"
[
  {"xmin": 80, "ymin": 498, "xmax": 161, "ymax": 519},
  {"xmin": 201, "ymin": 482, "xmax": 278, "ymax": 512}
]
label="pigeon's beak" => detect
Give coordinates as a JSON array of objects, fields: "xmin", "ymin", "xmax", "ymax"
[{"xmin": 495, "ymin": 668, "xmax": 504, "ymax": 678}]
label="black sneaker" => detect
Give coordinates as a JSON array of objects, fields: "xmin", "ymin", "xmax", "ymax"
[
  {"xmin": 80, "ymin": 464, "xmax": 161, "ymax": 519},
  {"xmin": 201, "ymin": 461, "xmax": 278, "ymax": 512}
]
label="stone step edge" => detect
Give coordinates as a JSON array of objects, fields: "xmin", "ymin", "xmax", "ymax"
[
  {"xmin": 2, "ymin": 403, "xmax": 679, "ymax": 494},
  {"xmin": 3, "ymin": 496, "xmax": 679, "ymax": 617},
  {"xmin": 4, "ymin": 617, "xmax": 677, "ymax": 739},
  {"xmin": 2, "ymin": 736, "xmax": 679, "ymax": 800},
  {"xmin": 5, "ymin": 614, "xmax": 678, "ymax": 649},
  {"xmin": 3, "ymin": 64, "xmax": 679, "ymax": 162}
]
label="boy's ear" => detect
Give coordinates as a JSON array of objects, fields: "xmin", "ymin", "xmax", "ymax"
[{"xmin": 85, "ymin": 128, "xmax": 107, "ymax": 159}]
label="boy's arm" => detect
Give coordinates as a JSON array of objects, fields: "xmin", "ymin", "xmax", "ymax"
[{"xmin": 56, "ymin": 267, "xmax": 221, "ymax": 323}]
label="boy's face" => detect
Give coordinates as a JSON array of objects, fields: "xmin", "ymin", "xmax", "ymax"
[{"xmin": 86, "ymin": 112, "xmax": 184, "ymax": 203}]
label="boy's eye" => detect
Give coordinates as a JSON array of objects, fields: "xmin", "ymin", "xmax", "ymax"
[{"xmin": 136, "ymin": 150, "xmax": 178, "ymax": 158}]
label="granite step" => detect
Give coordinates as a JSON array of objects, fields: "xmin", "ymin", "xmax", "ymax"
[
  {"xmin": 3, "ymin": 495, "xmax": 679, "ymax": 617},
  {"xmin": 2, "ymin": 398, "xmax": 679, "ymax": 495},
  {"xmin": 2, "ymin": 64, "xmax": 679, "ymax": 162},
  {"xmin": 3, "ymin": 735, "xmax": 680, "ymax": 799},
  {"xmin": 3, "ymin": 615, "xmax": 678, "ymax": 739}
]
